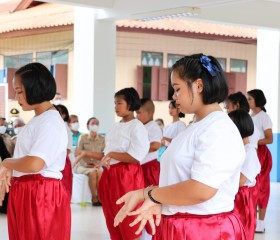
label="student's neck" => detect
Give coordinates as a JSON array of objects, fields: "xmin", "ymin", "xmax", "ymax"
[
  {"xmin": 122, "ymin": 114, "xmax": 135, "ymax": 122},
  {"xmin": 251, "ymin": 107, "xmax": 262, "ymax": 116},
  {"xmin": 34, "ymin": 102, "xmax": 54, "ymax": 116},
  {"xmin": 243, "ymin": 137, "xmax": 249, "ymax": 145},
  {"xmin": 143, "ymin": 118, "xmax": 153, "ymax": 125},
  {"xmin": 194, "ymin": 103, "xmax": 221, "ymax": 122},
  {"xmin": 172, "ymin": 116, "xmax": 179, "ymax": 122},
  {"xmin": 71, "ymin": 130, "xmax": 79, "ymax": 135}
]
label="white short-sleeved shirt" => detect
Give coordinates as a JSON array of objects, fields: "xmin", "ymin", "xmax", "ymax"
[
  {"xmin": 65, "ymin": 123, "xmax": 73, "ymax": 150},
  {"xmin": 163, "ymin": 120, "xmax": 186, "ymax": 146},
  {"xmin": 252, "ymin": 111, "xmax": 272, "ymax": 139},
  {"xmin": 142, "ymin": 121, "xmax": 163, "ymax": 165},
  {"xmin": 242, "ymin": 143, "xmax": 261, "ymax": 187},
  {"xmin": 13, "ymin": 110, "xmax": 67, "ymax": 179},
  {"xmin": 160, "ymin": 111, "xmax": 245, "ymax": 215},
  {"xmin": 104, "ymin": 119, "xmax": 150, "ymax": 165},
  {"xmin": 249, "ymin": 123, "xmax": 260, "ymax": 149}
]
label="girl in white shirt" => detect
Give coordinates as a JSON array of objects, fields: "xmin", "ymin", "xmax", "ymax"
[
  {"xmin": 162, "ymin": 100, "xmax": 186, "ymax": 147},
  {"xmin": 74, "ymin": 87, "xmax": 149, "ymax": 240},
  {"xmin": 0, "ymin": 62, "xmax": 70, "ymax": 240},
  {"xmin": 228, "ymin": 109, "xmax": 261, "ymax": 240},
  {"xmin": 247, "ymin": 89, "xmax": 273, "ymax": 233},
  {"xmin": 114, "ymin": 54, "xmax": 246, "ymax": 240}
]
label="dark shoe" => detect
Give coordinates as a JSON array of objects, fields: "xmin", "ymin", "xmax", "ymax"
[{"xmin": 92, "ymin": 201, "xmax": 99, "ymax": 206}]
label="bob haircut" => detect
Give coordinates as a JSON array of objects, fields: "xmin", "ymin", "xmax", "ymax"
[
  {"xmin": 228, "ymin": 109, "xmax": 254, "ymax": 138},
  {"xmin": 172, "ymin": 53, "xmax": 228, "ymax": 104},
  {"xmin": 247, "ymin": 89, "xmax": 267, "ymax": 112},
  {"xmin": 227, "ymin": 92, "xmax": 250, "ymax": 113},
  {"xmin": 54, "ymin": 104, "xmax": 70, "ymax": 123},
  {"xmin": 170, "ymin": 100, "xmax": 185, "ymax": 118},
  {"xmin": 115, "ymin": 87, "xmax": 141, "ymax": 111},
  {"xmin": 15, "ymin": 62, "xmax": 56, "ymax": 105}
]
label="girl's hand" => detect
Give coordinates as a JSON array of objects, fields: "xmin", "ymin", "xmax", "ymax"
[
  {"xmin": 114, "ymin": 189, "xmax": 162, "ymax": 235},
  {"xmin": 97, "ymin": 153, "xmax": 111, "ymax": 169},
  {"xmin": 0, "ymin": 164, "xmax": 12, "ymax": 205}
]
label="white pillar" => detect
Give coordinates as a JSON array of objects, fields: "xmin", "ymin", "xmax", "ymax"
[
  {"xmin": 256, "ymin": 29, "xmax": 280, "ymax": 181},
  {"xmin": 73, "ymin": 7, "xmax": 115, "ymax": 134}
]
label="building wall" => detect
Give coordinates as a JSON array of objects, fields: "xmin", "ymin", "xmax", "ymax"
[
  {"xmin": 0, "ymin": 31, "xmax": 74, "ymax": 122},
  {"xmin": 116, "ymin": 31, "xmax": 257, "ymax": 125},
  {"xmin": 0, "ymin": 30, "xmax": 257, "ymax": 127}
]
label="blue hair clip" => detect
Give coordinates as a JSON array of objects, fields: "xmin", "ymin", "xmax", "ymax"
[{"xmin": 199, "ymin": 55, "xmax": 220, "ymax": 77}]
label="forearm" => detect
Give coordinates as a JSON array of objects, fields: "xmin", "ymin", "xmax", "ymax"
[
  {"xmin": 109, "ymin": 152, "xmax": 138, "ymax": 163},
  {"xmin": 239, "ymin": 173, "xmax": 247, "ymax": 186},
  {"xmin": 162, "ymin": 137, "xmax": 172, "ymax": 143},
  {"xmin": 2, "ymin": 156, "xmax": 45, "ymax": 173},
  {"xmin": 149, "ymin": 142, "xmax": 161, "ymax": 152},
  {"xmin": 85, "ymin": 151, "xmax": 104, "ymax": 160},
  {"xmin": 150, "ymin": 179, "xmax": 217, "ymax": 206},
  {"xmin": 258, "ymin": 137, "xmax": 273, "ymax": 145}
]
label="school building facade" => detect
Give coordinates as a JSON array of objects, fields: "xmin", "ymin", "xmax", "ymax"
[{"xmin": 2, "ymin": 2, "xmax": 279, "ymax": 181}]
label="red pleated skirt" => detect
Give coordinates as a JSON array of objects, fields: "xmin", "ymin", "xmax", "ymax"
[
  {"xmin": 156, "ymin": 211, "xmax": 246, "ymax": 240},
  {"xmin": 98, "ymin": 162, "xmax": 145, "ymax": 240},
  {"xmin": 8, "ymin": 174, "xmax": 71, "ymax": 240},
  {"xmin": 256, "ymin": 145, "xmax": 272, "ymax": 208},
  {"xmin": 233, "ymin": 186, "xmax": 255, "ymax": 240},
  {"xmin": 61, "ymin": 155, "xmax": 73, "ymax": 200},
  {"xmin": 141, "ymin": 159, "xmax": 160, "ymax": 187}
]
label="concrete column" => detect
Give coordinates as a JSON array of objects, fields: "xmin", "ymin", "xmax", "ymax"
[
  {"xmin": 73, "ymin": 7, "xmax": 115, "ymax": 134},
  {"xmin": 256, "ymin": 29, "xmax": 280, "ymax": 181}
]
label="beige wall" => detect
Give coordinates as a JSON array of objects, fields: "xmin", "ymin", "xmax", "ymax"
[
  {"xmin": 0, "ymin": 30, "xmax": 257, "ymax": 127},
  {"xmin": 0, "ymin": 31, "xmax": 74, "ymax": 122},
  {"xmin": 116, "ymin": 31, "xmax": 257, "ymax": 125}
]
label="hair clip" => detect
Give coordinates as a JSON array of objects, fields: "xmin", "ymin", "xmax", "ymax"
[{"xmin": 200, "ymin": 55, "xmax": 220, "ymax": 77}]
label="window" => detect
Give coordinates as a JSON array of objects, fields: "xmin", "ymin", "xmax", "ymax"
[
  {"xmin": 142, "ymin": 52, "xmax": 163, "ymax": 66},
  {"xmin": 217, "ymin": 58, "xmax": 226, "ymax": 71},
  {"xmin": 167, "ymin": 54, "xmax": 184, "ymax": 68},
  {"xmin": 4, "ymin": 54, "xmax": 33, "ymax": 68},
  {"xmin": 230, "ymin": 59, "xmax": 247, "ymax": 73},
  {"xmin": 0, "ymin": 69, "xmax": 5, "ymax": 83},
  {"xmin": 36, "ymin": 50, "xmax": 69, "ymax": 99},
  {"xmin": 36, "ymin": 50, "xmax": 68, "ymax": 70}
]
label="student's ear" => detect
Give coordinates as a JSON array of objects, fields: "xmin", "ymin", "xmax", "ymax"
[{"xmin": 196, "ymin": 78, "xmax": 203, "ymax": 93}]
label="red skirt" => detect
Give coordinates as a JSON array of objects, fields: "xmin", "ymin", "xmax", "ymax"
[
  {"xmin": 157, "ymin": 212, "xmax": 246, "ymax": 240},
  {"xmin": 141, "ymin": 159, "xmax": 160, "ymax": 187},
  {"xmin": 256, "ymin": 145, "xmax": 272, "ymax": 208},
  {"xmin": 233, "ymin": 186, "xmax": 255, "ymax": 240},
  {"xmin": 8, "ymin": 174, "xmax": 71, "ymax": 240},
  {"xmin": 98, "ymin": 162, "xmax": 145, "ymax": 240},
  {"xmin": 61, "ymin": 155, "xmax": 73, "ymax": 199}
]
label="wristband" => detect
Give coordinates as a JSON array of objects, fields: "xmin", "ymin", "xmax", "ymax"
[{"xmin": 147, "ymin": 189, "xmax": 161, "ymax": 204}]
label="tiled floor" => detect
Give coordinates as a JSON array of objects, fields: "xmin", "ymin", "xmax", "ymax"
[{"xmin": 1, "ymin": 183, "xmax": 280, "ymax": 239}]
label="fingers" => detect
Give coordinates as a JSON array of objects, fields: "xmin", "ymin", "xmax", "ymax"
[
  {"xmin": 148, "ymin": 217, "xmax": 156, "ymax": 235},
  {"xmin": 155, "ymin": 213, "xmax": 162, "ymax": 226},
  {"xmin": 114, "ymin": 207, "xmax": 126, "ymax": 227},
  {"xmin": 134, "ymin": 218, "xmax": 147, "ymax": 235}
]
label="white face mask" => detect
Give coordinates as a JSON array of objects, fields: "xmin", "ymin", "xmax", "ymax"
[
  {"xmin": 14, "ymin": 126, "xmax": 23, "ymax": 135},
  {"xmin": 71, "ymin": 122, "xmax": 80, "ymax": 131},
  {"xmin": 53, "ymin": 100, "xmax": 61, "ymax": 106},
  {"xmin": 89, "ymin": 125, "xmax": 99, "ymax": 133},
  {"xmin": 0, "ymin": 126, "xmax": 7, "ymax": 134}
]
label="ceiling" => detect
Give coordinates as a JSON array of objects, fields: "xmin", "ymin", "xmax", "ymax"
[{"xmin": 42, "ymin": 0, "xmax": 280, "ymax": 30}]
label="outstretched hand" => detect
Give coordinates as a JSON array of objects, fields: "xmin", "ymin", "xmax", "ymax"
[
  {"xmin": 0, "ymin": 165, "xmax": 12, "ymax": 206},
  {"xmin": 73, "ymin": 150, "xmax": 85, "ymax": 168},
  {"xmin": 114, "ymin": 189, "xmax": 162, "ymax": 235}
]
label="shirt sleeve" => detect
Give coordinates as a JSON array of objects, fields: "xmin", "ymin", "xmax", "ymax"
[
  {"xmin": 127, "ymin": 122, "xmax": 150, "ymax": 162},
  {"xmin": 263, "ymin": 114, "xmax": 273, "ymax": 131},
  {"xmin": 149, "ymin": 124, "xmax": 163, "ymax": 143},
  {"xmin": 191, "ymin": 120, "xmax": 245, "ymax": 189},
  {"xmin": 241, "ymin": 146, "xmax": 261, "ymax": 182}
]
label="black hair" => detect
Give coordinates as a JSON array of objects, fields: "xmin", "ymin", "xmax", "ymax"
[
  {"xmin": 15, "ymin": 62, "xmax": 56, "ymax": 105},
  {"xmin": 155, "ymin": 118, "xmax": 164, "ymax": 125},
  {"xmin": 227, "ymin": 92, "xmax": 250, "ymax": 113},
  {"xmin": 247, "ymin": 89, "xmax": 267, "ymax": 112},
  {"xmin": 86, "ymin": 117, "xmax": 99, "ymax": 126},
  {"xmin": 172, "ymin": 53, "xmax": 228, "ymax": 104},
  {"xmin": 115, "ymin": 87, "xmax": 141, "ymax": 111},
  {"xmin": 54, "ymin": 104, "xmax": 70, "ymax": 123},
  {"xmin": 170, "ymin": 100, "xmax": 185, "ymax": 118},
  {"xmin": 228, "ymin": 109, "xmax": 254, "ymax": 138},
  {"xmin": 0, "ymin": 136, "xmax": 11, "ymax": 160}
]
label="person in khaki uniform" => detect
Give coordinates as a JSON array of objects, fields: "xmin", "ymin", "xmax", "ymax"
[
  {"xmin": 74, "ymin": 117, "xmax": 105, "ymax": 206},
  {"xmin": 0, "ymin": 117, "xmax": 15, "ymax": 156}
]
